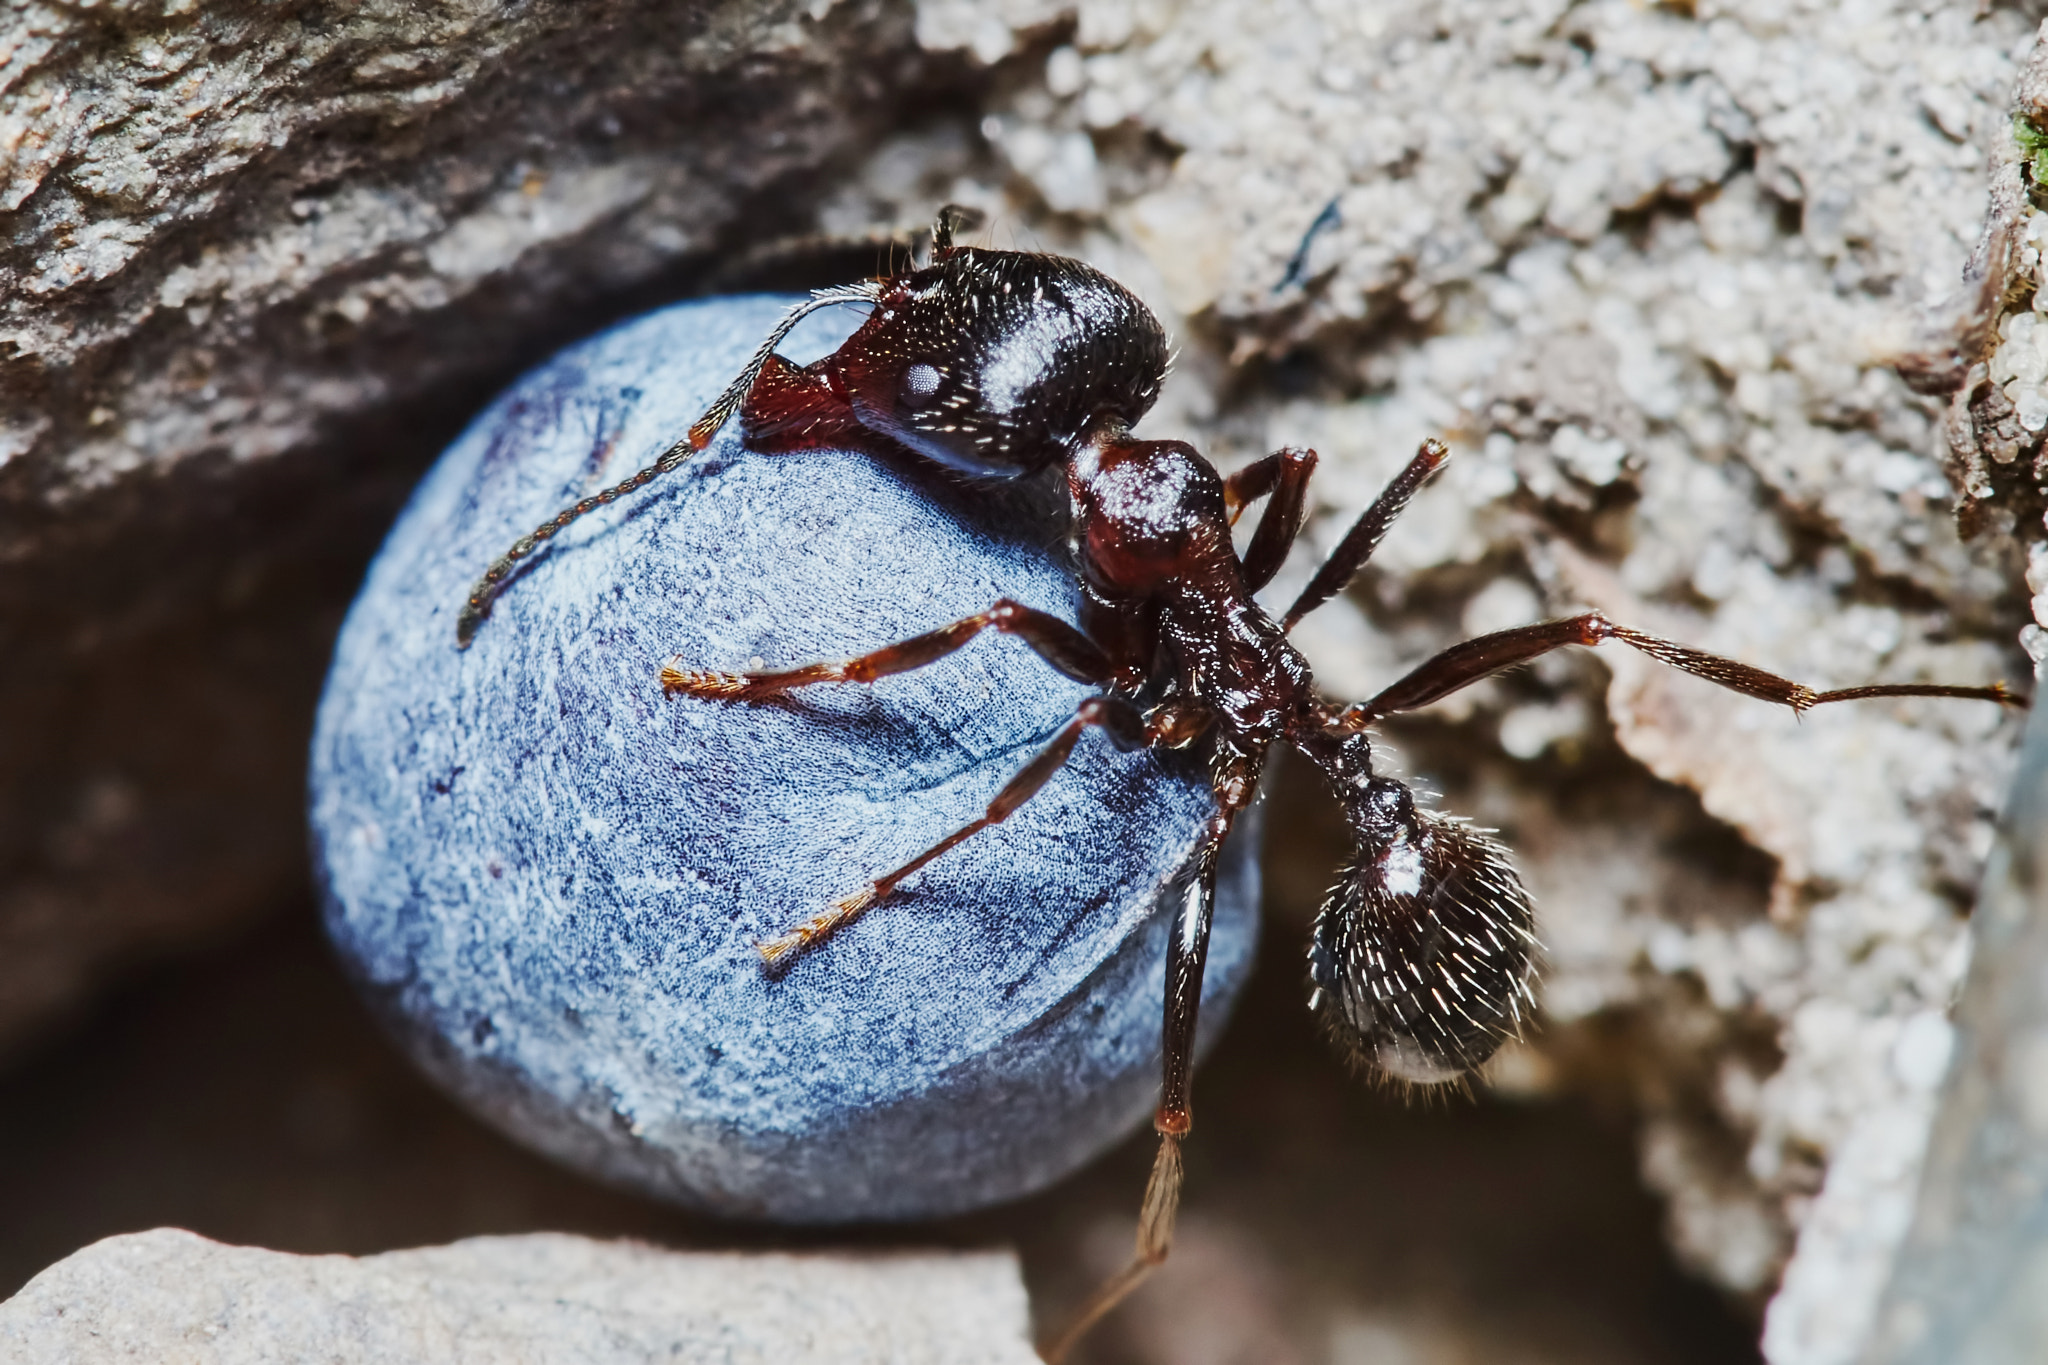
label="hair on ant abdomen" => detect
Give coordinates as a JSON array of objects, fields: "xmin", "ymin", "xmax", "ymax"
[{"xmin": 455, "ymin": 205, "xmax": 2026, "ymax": 1361}]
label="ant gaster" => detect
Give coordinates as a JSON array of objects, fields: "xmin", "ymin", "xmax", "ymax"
[{"xmin": 456, "ymin": 205, "xmax": 2025, "ymax": 1360}]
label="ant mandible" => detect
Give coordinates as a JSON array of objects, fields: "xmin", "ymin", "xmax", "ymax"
[{"xmin": 455, "ymin": 205, "xmax": 2025, "ymax": 1360}]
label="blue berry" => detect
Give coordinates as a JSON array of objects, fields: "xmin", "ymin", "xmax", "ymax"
[{"xmin": 310, "ymin": 295, "xmax": 1259, "ymax": 1222}]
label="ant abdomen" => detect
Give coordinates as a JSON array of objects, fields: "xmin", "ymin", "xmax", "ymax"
[{"xmin": 1307, "ymin": 778, "xmax": 1538, "ymax": 1086}]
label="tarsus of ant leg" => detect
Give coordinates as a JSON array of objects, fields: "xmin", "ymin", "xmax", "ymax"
[
  {"xmin": 1038, "ymin": 811, "xmax": 1234, "ymax": 1361},
  {"xmin": 453, "ymin": 281, "xmax": 881, "ymax": 648},
  {"xmin": 1038, "ymin": 1133, "xmax": 1183, "ymax": 1365},
  {"xmin": 1239, "ymin": 448, "xmax": 1317, "ymax": 594},
  {"xmin": 1221, "ymin": 450, "xmax": 1287, "ymax": 523},
  {"xmin": 1347, "ymin": 612, "xmax": 2027, "ymax": 724},
  {"xmin": 755, "ymin": 695, "xmax": 1144, "ymax": 968},
  {"xmin": 1281, "ymin": 439, "xmax": 1448, "ymax": 632}
]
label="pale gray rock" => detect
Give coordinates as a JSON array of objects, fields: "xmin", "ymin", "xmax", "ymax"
[
  {"xmin": 1, "ymin": 0, "xmax": 918, "ymax": 496},
  {"xmin": 0, "ymin": 1228, "xmax": 1037, "ymax": 1364},
  {"xmin": 1864, "ymin": 679, "xmax": 2048, "ymax": 1365},
  {"xmin": 1909, "ymin": 23, "xmax": 2048, "ymax": 677}
]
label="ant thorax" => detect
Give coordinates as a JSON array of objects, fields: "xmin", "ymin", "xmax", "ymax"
[{"xmin": 1064, "ymin": 431, "xmax": 1314, "ymax": 738}]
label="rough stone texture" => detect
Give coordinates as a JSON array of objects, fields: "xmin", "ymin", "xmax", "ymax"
[
  {"xmin": 0, "ymin": 0, "xmax": 925, "ymax": 496},
  {"xmin": 0, "ymin": 1228, "xmax": 1037, "ymax": 1363},
  {"xmin": 1909, "ymin": 23, "xmax": 2048, "ymax": 683},
  {"xmin": 0, "ymin": 0, "xmax": 938, "ymax": 1062},
  {"xmin": 310, "ymin": 294, "xmax": 1258, "ymax": 1221},
  {"xmin": 894, "ymin": 2, "xmax": 2034, "ymax": 1362},
  {"xmin": 1907, "ymin": 19, "xmax": 2048, "ymax": 539}
]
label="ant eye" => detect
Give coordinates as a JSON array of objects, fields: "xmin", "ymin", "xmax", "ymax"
[
  {"xmin": 901, "ymin": 362, "xmax": 943, "ymax": 408},
  {"xmin": 1308, "ymin": 784, "xmax": 1537, "ymax": 1086}
]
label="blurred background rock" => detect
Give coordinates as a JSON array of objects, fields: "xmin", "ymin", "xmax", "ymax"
[{"xmin": 3, "ymin": 2, "xmax": 2041, "ymax": 1362}]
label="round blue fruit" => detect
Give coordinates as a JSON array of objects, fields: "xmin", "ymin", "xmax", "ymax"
[{"xmin": 309, "ymin": 294, "xmax": 1260, "ymax": 1222}]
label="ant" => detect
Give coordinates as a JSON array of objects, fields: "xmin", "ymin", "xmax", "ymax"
[{"xmin": 455, "ymin": 205, "xmax": 2025, "ymax": 1361}]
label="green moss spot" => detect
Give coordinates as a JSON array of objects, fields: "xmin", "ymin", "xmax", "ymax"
[{"xmin": 2015, "ymin": 115, "xmax": 2048, "ymax": 204}]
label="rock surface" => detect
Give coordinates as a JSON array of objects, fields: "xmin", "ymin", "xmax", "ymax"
[
  {"xmin": 1865, "ymin": 671, "xmax": 2048, "ymax": 1365},
  {"xmin": 900, "ymin": 3, "xmax": 2033, "ymax": 1361},
  {"xmin": 1911, "ymin": 24, "xmax": 2048, "ymax": 675},
  {"xmin": 0, "ymin": 1228, "xmax": 1036, "ymax": 1364},
  {"xmin": 0, "ymin": 0, "xmax": 935, "ymax": 1062},
  {"xmin": 310, "ymin": 293, "xmax": 1257, "ymax": 1220}
]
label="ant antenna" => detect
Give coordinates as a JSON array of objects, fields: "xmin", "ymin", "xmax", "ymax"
[
  {"xmin": 455, "ymin": 280, "xmax": 882, "ymax": 647},
  {"xmin": 930, "ymin": 203, "xmax": 986, "ymax": 257},
  {"xmin": 682, "ymin": 281, "xmax": 883, "ymax": 451}
]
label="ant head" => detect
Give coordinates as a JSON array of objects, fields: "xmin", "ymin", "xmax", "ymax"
[
  {"xmin": 1307, "ymin": 776, "xmax": 1537, "ymax": 1086},
  {"xmin": 834, "ymin": 243, "xmax": 1169, "ymax": 478}
]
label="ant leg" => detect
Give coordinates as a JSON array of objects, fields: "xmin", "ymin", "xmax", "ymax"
[
  {"xmin": 1221, "ymin": 450, "xmax": 1292, "ymax": 521},
  {"xmin": 660, "ymin": 599, "xmax": 1110, "ymax": 700},
  {"xmin": 1235, "ymin": 447, "xmax": 1317, "ymax": 594},
  {"xmin": 1040, "ymin": 784, "xmax": 1248, "ymax": 1364},
  {"xmin": 1280, "ymin": 438, "xmax": 1449, "ymax": 631},
  {"xmin": 1079, "ymin": 583, "xmax": 1159, "ymax": 696},
  {"xmin": 1346, "ymin": 612, "xmax": 2027, "ymax": 726},
  {"xmin": 756, "ymin": 694, "xmax": 1148, "ymax": 966}
]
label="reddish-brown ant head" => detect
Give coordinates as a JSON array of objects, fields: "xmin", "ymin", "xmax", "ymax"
[
  {"xmin": 1308, "ymin": 776, "xmax": 1538, "ymax": 1086},
  {"xmin": 831, "ymin": 246, "xmax": 1169, "ymax": 478}
]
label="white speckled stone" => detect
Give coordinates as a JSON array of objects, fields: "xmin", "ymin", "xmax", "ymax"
[
  {"xmin": 310, "ymin": 294, "xmax": 1258, "ymax": 1223},
  {"xmin": 0, "ymin": 1229, "xmax": 1038, "ymax": 1364}
]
